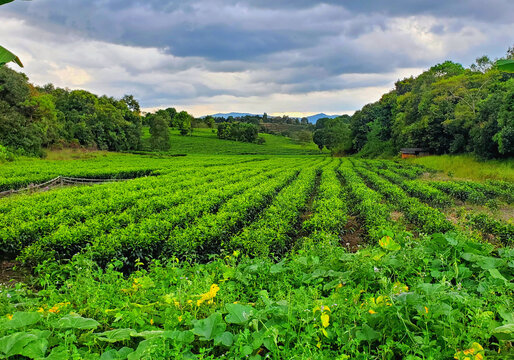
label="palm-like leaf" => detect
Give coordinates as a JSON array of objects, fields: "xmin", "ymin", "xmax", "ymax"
[
  {"xmin": 0, "ymin": 0, "xmax": 25, "ymax": 67},
  {"xmin": 497, "ymin": 59, "xmax": 514, "ymax": 73},
  {"xmin": 0, "ymin": 45, "xmax": 23, "ymax": 67}
]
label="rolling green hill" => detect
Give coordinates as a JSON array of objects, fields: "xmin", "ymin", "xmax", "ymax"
[{"xmin": 142, "ymin": 127, "xmax": 324, "ymax": 155}]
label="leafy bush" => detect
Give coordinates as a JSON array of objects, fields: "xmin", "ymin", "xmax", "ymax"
[{"xmin": 217, "ymin": 122, "xmax": 262, "ymax": 143}]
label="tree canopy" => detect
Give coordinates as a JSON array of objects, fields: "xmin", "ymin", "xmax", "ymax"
[{"xmin": 347, "ymin": 48, "xmax": 514, "ymax": 159}]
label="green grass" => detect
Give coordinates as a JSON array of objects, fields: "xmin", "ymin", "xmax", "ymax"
[
  {"xmin": 142, "ymin": 127, "xmax": 326, "ymax": 155},
  {"xmin": 405, "ymin": 154, "xmax": 514, "ymax": 182}
]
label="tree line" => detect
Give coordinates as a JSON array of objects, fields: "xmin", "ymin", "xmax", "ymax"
[
  {"xmin": 340, "ymin": 49, "xmax": 514, "ymax": 159},
  {"xmin": 0, "ymin": 67, "xmax": 143, "ymax": 156}
]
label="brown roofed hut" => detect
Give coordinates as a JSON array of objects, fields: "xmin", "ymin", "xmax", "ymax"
[{"xmin": 400, "ymin": 148, "xmax": 430, "ymax": 159}]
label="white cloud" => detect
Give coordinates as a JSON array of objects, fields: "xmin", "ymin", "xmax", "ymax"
[
  {"xmin": 50, "ymin": 65, "xmax": 91, "ymax": 86},
  {"xmin": 1, "ymin": 6, "xmax": 513, "ymax": 117}
]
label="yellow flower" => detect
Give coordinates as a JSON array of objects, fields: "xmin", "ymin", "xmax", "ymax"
[
  {"xmin": 321, "ymin": 313, "xmax": 330, "ymax": 328},
  {"xmin": 392, "ymin": 282, "xmax": 409, "ymax": 294},
  {"xmin": 336, "ymin": 283, "xmax": 343, "ymax": 289},
  {"xmin": 313, "ymin": 305, "xmax": 331, "ymax": 313},
  {"xmin": 369, "ymin": 309, "xmax": 377, "ymax": 314},
  {"xmin": 150, "ymin": 318, "xmax": 154, "ymax": 325},
  {"xmin": 178, "ymin": 315, "xmax": 183, "ymax": 322},
  {"xmin": 424, "ymin": 306, "xmax": 429, "ymax": 314},
  {"xmin": 48, "ymin": 306, "xmax": 60, "ymax": 314},
  {"xmin": 6, "ymin": 314, "xmax": 13, "ymax": 320},
  {"xmin": 197, "ymin": 284, "xmax": 220, "ymax": 306},
  {"xmin": 454, "ymin": 342, "xmax": 484, "ymax": 360},
  {"xmin": 37, "ymin": 307, "xmax": 45, "ymax": 313}
]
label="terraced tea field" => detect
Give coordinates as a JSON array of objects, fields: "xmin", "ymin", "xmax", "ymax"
[{"xmin": 0, "ymin": 154, "xmax": 512, "ymax": 359}]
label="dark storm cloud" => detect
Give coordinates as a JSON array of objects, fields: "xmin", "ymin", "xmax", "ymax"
[{"xmin": 1, "ymin": 0, "xmax": 513, "ymax": 113}]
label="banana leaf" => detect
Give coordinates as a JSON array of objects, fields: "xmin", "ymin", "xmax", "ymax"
[
  {"xmin": 497, "ymin": 59, "xmax": 514, "ymax": 73},
  {"xmin": 0, "ymin": 45, "xmax": 23, "ymax": 67}
]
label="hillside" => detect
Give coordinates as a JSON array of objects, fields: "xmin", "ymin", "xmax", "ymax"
[{"xmin": 141, "ymin": 127, "xmax": 324, "ymax": 155}]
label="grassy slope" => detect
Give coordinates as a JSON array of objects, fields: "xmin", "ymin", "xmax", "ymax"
[
  {"xmin": 142, "ymin": 127, "xmax": 326, "ymax": 155},
  {"xmin": 405, "ymin": 154, "xmax": 514, "ymax": 182}
]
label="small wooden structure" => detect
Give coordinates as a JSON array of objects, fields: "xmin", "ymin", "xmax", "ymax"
[{"xmin": 400, "ymin": 148, "xmax": 429, "ymax": 159}]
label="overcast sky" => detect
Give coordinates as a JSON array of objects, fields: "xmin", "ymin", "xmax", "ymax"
[{"xmin": 1, "ymin": 1, "xmax": 513, "ymax": 116}]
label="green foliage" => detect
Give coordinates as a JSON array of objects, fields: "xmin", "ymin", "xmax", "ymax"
[
  {"xmin": 0, "ymin": 68, "xmax": 143, "ymax": 155},
  {"xmin": 1, "ymin": 229, "xmax": 512, "ymax": 359},
  {"xmin": 313, "ymin": 117, "xmax": 351, "ymax": 154},
  {"xmin": 407, "ymin": 154, "xmax": 514, "ymax": 182},
  {"xmin": 174, "ymin": 111, "xmax": 192, "ymax": 136},
  {"xmin": 149, "ymin": 114, "xmax": 171, "ymax": 151},
  {"xmin": 217, "ymin": 122, "xmax": 261, "ymax": 143},
  {"xmin": 0, "ymin": 0, "xmax": 23, "ymax": 68},
  {"xmin": 0, "ymin": 45, "xmax": 23, "ymax": 68},
  {"xmin": 349, "ymin": 49, "xmax": 514, "ymax": 159},
  {"xmin": 0, "ymin": 145, "xmax": 15, "ymax": 162},
  {"xmin": 0, "ymin": 155, "xmax": 513, "ymax": 358},
  {"xmin": 497, "ymin": 59, "xmax": 514, "ymax": 73},
  {"xmin": 465, "ymin": 213, "xmax": 513, "ymax": 246}
]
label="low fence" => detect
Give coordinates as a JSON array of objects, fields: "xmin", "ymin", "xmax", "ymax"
[{"xmin": 0, "ymin": 176, "xmax": 128, "ymax": 198}]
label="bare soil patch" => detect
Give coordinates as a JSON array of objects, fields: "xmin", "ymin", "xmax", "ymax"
[
  {"xmin": 0, "ymin": 260, "xmax": 29, "ymax": 287},
  {"xmin": 341, "ymin": 216, "xmax": 365, "ymax": 252}
]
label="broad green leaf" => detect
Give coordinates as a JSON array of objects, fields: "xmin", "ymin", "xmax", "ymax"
[
  {"xmin": 492, "ymin": 323, "xmax": 514, "ymax": 341},
  {"xmin": 0, "ymin": 330, "xmax": 49, "ymax": 358},
  {"xmin": 498, "ymin": 306, "xmax": 514, "ymax": 323},
  {"xmin": 0, "ymin": 1, "xmax": 15, "ymax": 6},
  {"xmin": 444, "ymin": 233, "xmax": 458, "ymax": 246},
  {"xmin": 134, "ymin": 330, "xmax": 164, "ymax": 339},
  {"xmin": 2, "ymin": 312, "xmax": 41, "ymax": 329},
  {"xmin": 95, "ymin": 329, "xmax": 137, "ymax": 343},
  {"xmin": 192, "ymin": 312, "xmax": 226, "ymax": 341},
  {"xmin": 214, "ymin": 331, "xmax": 234, "ymax": 347},
  {"xmin": 163, "ymin": 330, "xmax": 195, "ymax": 343},
  {"xmin": 355, "ymin": 324, "xmax": 380, "ymax": 342},
  {"xmin": 0, "ymin": 45, "xmax": 23, "ymax": 67},
  {"xmin": 100, "ymin": 350, "xmax": 120, "ymax": 360},
  {"xmin": 497, "ymin": 59, "xmax": 514, "ymax": 73},
  {"xmin": 56, "ymin": 314, "xmax": 100, "ymax": 330},
  {"xmin": 379, "ymin": 236, "xmax": 401, "ymax": 251},
  {"xmin": 127, "ymin": 338, "xmax": 160, "ymax": 360},
  {"xmin": 225, "ymin": 303, "xmax": 254, "ymax": 324},
  {"xmin": 100, "ymin": 347, "xmax": 134, "ymax": 360},
  {"xmin": 488, "ymin": 268, "xmax": 507, "ymax": 282},
  {"xmin": 270, "ymin": 260, "xmax": 287, "ymax": 274},
  {"xmin": 44, "ymin": 346, "xmax": 70, "ymax": 360}
]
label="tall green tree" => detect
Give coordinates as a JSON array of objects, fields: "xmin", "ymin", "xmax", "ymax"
[
  {"xmin": 149, "ymin": 113, "xmax": 171, "ymax": 151},
  {"xmin": 175, "ymin": 111, "xmax": 192, "ymax": 136}
]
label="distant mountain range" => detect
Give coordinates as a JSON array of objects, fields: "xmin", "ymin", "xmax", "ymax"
[
  {"xmin": 205, "ymin": 112, "xmax": 341, "ymax": 123},
  {"xmin": 305, "ymin": 113, "xmax": 340, "ymax": 123},
  {"xmin": 209, "ymin": 112, "xmax": 256, "ymax": 118}
]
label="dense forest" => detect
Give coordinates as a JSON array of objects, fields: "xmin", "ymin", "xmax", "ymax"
[
  {"xmin": 0, "ymin": 67, "xmax": 143, "ymax": 156},
  {"xmin": 345, "ymin": 49, "xmax": 514, "ymax": 159},
  {"xmin": 1, "ymin": 48, "xmax": 513, "ymax": 159}
]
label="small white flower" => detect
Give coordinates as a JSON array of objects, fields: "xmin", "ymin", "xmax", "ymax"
[{"xmin": 374, "ymin": 266, "xmax": 380, "ymax": 273}]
